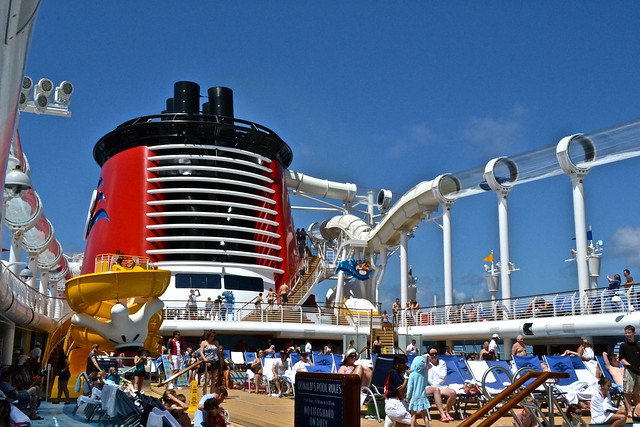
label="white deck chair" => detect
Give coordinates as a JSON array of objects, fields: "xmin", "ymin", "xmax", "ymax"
[
  {"xmin": 230, "ymin": 351, "xmax": 245, "ymax": 369},
  {"xmin": 147, "ymin": 407, "xmax": 181, "ymax": 427},
  {"xmin": 262, "ymin": 357, "xmax": 278, "ymax": 395}
]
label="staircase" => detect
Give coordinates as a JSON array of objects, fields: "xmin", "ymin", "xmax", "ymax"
[
  {"xmin": 288, "ymin": 255, "xmax": 324, "ymax": 306},
  {"xmin": 371, "ymin": 322, "xmax": 395, "ymax": 354}
]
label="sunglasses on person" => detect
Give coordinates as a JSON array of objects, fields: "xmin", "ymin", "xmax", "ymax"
[
  {"xmin": 429, "ymin": 352, "xmax": 438, "ymax": 356},
  {"xmin": 348, "ymin": 354, "xmax": 357, "ymax": 358}
]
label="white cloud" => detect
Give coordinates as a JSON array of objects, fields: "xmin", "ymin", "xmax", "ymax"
[
  {"xmin": 461, "ymin": 105, "xmax": 528, "ymax": 157},
  {"xmin": 611, "ymin": 226, "xmax": 640, "ymax": 265},
  {"xmin": 386, "ymin": 123, "xmax": 433, "ymax": 157}
]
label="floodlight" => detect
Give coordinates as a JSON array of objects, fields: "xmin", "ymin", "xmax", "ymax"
[
  {"xmin": 19, "ymin": 76, "xmax": 33, "ymax": 109},
  {"xmin": 22, "ymin": 76, "xmax": 33, "ymax": 93},
  {"xmin": 377, "ymin": 189, "xmax": 392, "ymax": 211},
  {"xmin": 570, "ymin": 249, "xmax": 577, "ymax": 257},
  {"xmin": 54, "ymin": 81, "xmax": 74, "ymax": 103},
  {"xmin": 36, "ymin": 78, "xmax": 53, "ymax": 95},
  {"xmin": 596, "ymin": 240, "xmax": 604, "ymax": 249},
  {"xmin": 34, "ymin": 78, "xmax": 53, "ymax": 113}
]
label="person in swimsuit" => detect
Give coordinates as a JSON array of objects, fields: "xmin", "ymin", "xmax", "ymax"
[
  {"xmin": 337, "ymin": 348, "xmax": 371, "ymax": 387},
  {"xmin": 199, "ymin": 330, "xmax": 220, "ymax": 395},
  {"xmin": 133, "ymin": 348, "xmax": 147, "ymax": 392}
]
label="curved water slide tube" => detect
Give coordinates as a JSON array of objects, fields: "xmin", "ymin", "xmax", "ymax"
[
  {"xmin": 285, "ymin": 170, "xmax": 459, "ymax": 251},
  {"xmin": 286, "ymin": 116, "xmax": 640, "ymax": 251},
  {"xmin": 64, "ymin": 262, "xmax": 171, "ymax": 352}
]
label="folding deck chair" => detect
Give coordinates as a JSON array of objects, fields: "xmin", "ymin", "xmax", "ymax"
[
  {"xmin": 595, "ymin": 355, "xmax": 624, "ymax": 406},
  {"xmin": 230, "ymin": 351, "xmax": 245, "ymax": 369},
  {"xmin": 543, "ymin": 355, "xmax": 598, "ymax": 406},
  {"xmin": 312, "ymin": 354, "xmax": 335, "ymax": 372},
  {"xmin": 147, "ymin": 407, "xmax": 181, "ymax": 427},
  {"xmin": 361, "ymin": 356, "xmax": 394, "ymax": 422},
  {"xmin": 439, "ymin": 355, "xmax": 481, "ymax": 417}
]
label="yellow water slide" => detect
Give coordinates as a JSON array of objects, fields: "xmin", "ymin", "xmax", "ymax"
[{"xmin": 64, "ymin": 254, "xmax": 171, "ymax": 354}]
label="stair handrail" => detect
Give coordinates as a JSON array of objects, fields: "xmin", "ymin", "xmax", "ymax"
[
  {"xmin": 290, "ymin": 256, "xmax": 326, "ymax": 305},
  {"xmin": 459, "ymin": 371, "xmax": 569, "ymax": 427},
  {"xmin": 158, "ymin": 359, "xmax": 206, "ymax": 387}
]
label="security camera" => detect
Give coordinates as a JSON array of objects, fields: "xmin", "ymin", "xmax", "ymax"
[
  {"xmin": 54, "ymin": 81, "xmax": 74, "ymax": 103},
  {"xmin": 4, "ymin": 167, "xmax": 32, "ymax": 198}
]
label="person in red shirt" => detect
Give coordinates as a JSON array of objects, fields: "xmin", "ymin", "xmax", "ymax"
[{"xmin": 202, "ymin": 397, "xmax": 226, "ymax": 427}]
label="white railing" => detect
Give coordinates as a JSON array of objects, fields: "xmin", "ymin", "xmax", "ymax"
[
  {"xmin": 161, "ymin": 299, "xmax": 374, "ymax": 327},
  {"xmin": 396, "ymin": 285, "xmax": 638, "ymax": 328},
  {"xmin": 2, "ymin": 267, "xmax": 70, "ymax": 321}
]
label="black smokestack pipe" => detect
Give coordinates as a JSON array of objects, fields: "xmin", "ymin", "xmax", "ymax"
[
  {"xmin": 165, "ymin": 97, "xmax": 174, "ymax": 113},
  {"xmin": 173, "ymin": 81, "xmax": 200, "ymax": 114},
  {"xmin": 207, "ymin": 87, "xmax": 234, "ymax": 118},
  {"xmin": 202, "ymin": 102, "xmax": 210, "ymax": 115}
]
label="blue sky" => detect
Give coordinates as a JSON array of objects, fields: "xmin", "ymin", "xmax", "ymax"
[{"xmin": 14, "ymin": 2, "xmax": 640, "ymax": 309}]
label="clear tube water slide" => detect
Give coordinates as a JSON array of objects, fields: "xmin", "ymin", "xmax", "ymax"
[{"xmin": 287, "ymin": 117, "xmax": 640, "ymax": 251}]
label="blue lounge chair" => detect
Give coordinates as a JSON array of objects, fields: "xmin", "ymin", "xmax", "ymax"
[
  {"xmin": 313, "ymin": 354, "xmax": 335, "ymax": 372},
  {"xmin": 543, "ymin": 355, "xmax": 598, "ymax": 406},
  {"xmin": 361, "ymin": 356, "xmax": 394, "ymax": 422}
]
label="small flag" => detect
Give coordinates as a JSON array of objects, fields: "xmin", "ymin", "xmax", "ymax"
[
  {"xmin": 572, "ymin": 230, "xmax": 593, "ymax": 241},
  {"xmin": 483, "ymin": 253, "xmax": 494, "ymax": 262}
]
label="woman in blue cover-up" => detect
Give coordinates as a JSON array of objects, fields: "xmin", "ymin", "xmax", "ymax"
[{"xmin": 406, "ymin": 355, "xmax": 431, "ymax": 427}]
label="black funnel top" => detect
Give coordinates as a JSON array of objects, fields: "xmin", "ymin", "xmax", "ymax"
[
  {"xmin": 207, "ymin": 87, "xmax": 234, "ymax": 118},
  {"xmin": 173, "ymin": 81, "xmax": 200, "ymax": 114}
]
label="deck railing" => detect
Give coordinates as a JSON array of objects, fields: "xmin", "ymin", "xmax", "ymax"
[
  {"xmin": 161, "ymin": 299, "xmax": 374, "ymax": 327},
  {"xmin": 2, "ymin": 267, "xmax": 70, "ymax": 321},
  {"xmin": 396, "ymin": 284, "xmax": 639, "ymax": 328}
]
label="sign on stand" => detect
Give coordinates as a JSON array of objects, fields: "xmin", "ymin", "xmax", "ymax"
[
  {"xmin": 161, "ymin": 354, "xmax": 189, "ymax": 387},
  {"xmin": 294, "ymin": 373, "xmax": 360, "ymax": 427}
]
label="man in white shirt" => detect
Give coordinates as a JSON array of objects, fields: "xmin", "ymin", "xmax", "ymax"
[
  {"xmin": 489, "ymin": 333, "xmax": 500, "ymax": 359},
  {"xmin": 272, "ymin": 352, "xmax": 290, "ymax": 396},
  {"xmin": 305, "ymin": 340, "xmax": 312, "ymax": 354},
  {"xmin": 406, "ymin": 339, "xmax": 418, "ymax": 355}
]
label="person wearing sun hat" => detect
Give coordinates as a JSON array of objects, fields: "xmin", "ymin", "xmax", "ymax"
[{"xmin": 338, "ymin": 348, "xmax": 372, "ymax": 387}]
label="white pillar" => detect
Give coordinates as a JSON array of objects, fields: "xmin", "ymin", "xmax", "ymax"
[
  {"xmin": 498, "ymin": 192, "xmax": 511, "ymax": 301},
  {"xmin": 28, "ymin": 255, "xmax": 37, "ymax": 289},
  {"xmin": 375, "ymin": 248, "xmax": 388, "ymax": 305},
  {"xmin": 39, "ymin": 269, "xmax": 49, "ymax": 295},
  {"xmin": 571, "ymin": 176, "xmax": 590, "ymax": 309},
  {"xmin": 1, "ymin": 322, "xmax": 15, "ymax": 365},
  {"xmin": 9, "ymin": 235, "xmax": 22, "ymax": 275},
  {"xmin": 400, "ymin": 232, "xmax": 409, "ymax": 307},
  {"xmin": 442, "ymin": 204, "xmax": 454, "ymax": 306},
  {"xmin": 334, "ymin": 248, "xmax": 348, "ymax": 310}
]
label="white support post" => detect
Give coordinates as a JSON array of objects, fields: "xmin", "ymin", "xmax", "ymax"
[
  {"xmin": 28, "ymin": 255, "xmax": 37, "ymax": 289},
  {"xmin": 498, "ymin": 192, "xmax": 512, "ymax": 301},
  {"xmin": 571, "ymin": 176, "xmax": 590, "ymax": 306},
  {"xmin": 1, "ymin": 322, "xmax": 15, "ymax": 366},
  {"xmin": 400, "ymin": 232, "xmax": 409, "ymax": 307},
  {"xmin": 442, "ymin": 204, "xmax": 454, "ymax": 306},
  {"xmin": 334, "ymin": 248, "xmax": 348, "ymax": 313},
  {"xmin": 39, "ymin": 269, "xmax": 49, "ymax": 295}
]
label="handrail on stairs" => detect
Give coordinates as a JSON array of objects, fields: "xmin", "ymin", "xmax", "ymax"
[{"xmin": 459, "ymin": 371, "xmax": 569, "ymax": 427}]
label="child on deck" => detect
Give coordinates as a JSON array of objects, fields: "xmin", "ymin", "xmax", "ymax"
[
  {"xmin": 590, "ymin": 378, "xmax": 626, "ymax": 426},
  {"xmin": 201, "ymin": 397, "xmax": 226, "ymax": 427},
  {"xmin": 406, "ymin": 355, "xmax": 430, "ymax": 427}
]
